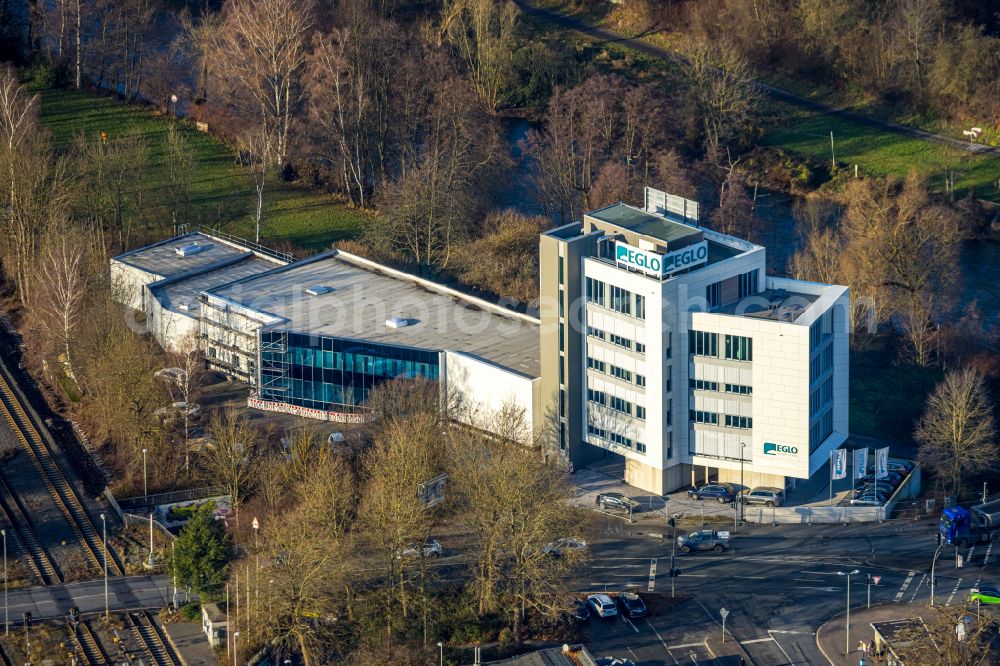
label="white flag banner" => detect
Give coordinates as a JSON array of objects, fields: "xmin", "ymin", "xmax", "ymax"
[
  {"xmin": 876, "ymin": 447, "xmax": 890, "ymax": 479},
  {"xmin": 832, "ymin": 449, "xmax": 848, "ymax": 480},
  {"xmin": 854, "ymin": 447, "xmax": 869, "ymax": 480}
]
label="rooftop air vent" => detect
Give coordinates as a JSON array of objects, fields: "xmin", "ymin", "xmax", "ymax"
[
  {"xmin": 385, "ymin": 317, "xmax": 411, "ymax": 329},
  {"xmin": 305, "ymin": 285, "xmax": 333, "ymax": 296},
  {"xmin": 175, "ymin": 243, "xmax": 211, "ymax": 257}
]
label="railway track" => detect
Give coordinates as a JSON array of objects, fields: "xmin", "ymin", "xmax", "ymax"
[
  {"xmin": 0, "ymin": 363, "xmax": 124, "ymax": 577},
  {"xmin": 126, "ymin": 610, "xmax": 181, "ymax": 666},
  {"xmin": 71, "ymin": 620, "xmax": 108, "ymax": 665},
  {"xmin": 0, "ymin": 471, "xmax": 61, "ymax": 585}
]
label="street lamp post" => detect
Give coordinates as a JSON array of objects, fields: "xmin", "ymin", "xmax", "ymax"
[
  {"xmin": 931, "ymin": 541, "xmax": 944, "ymax": 606},
  {"xmin": 836, "ymin": 569, "xmax": 860, "ymax": 655},
  {"xmin": 669, "ymin": 513, "xmax": 682, "ymax": 598},
  {"xmin": 142, "ymin": 448, "xmax": 148, "ymax": 497},
  {"xmin": 739, "ymin": 443, "xmax": 746, "ymax": 524},
  {"xmin": 437, "ymin": 641, "xmax": 444, "ymax": 666},
  {"xmin": 100, "ymin": 514, "xmax": 108, "ymax": 620},
  {"xmin": 2, "ymin": 528, "xmax": 7, "ymax": 636},
  {"xmin": 233, "ymin": 631, "xmax": 239, "ymax": 666}
]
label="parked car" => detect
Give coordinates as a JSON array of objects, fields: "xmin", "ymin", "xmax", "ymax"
[
  {"xmin": 398, "ymin": 540, "xmax": 442, "ymax": 559},
  {"xmin": 970, "ymin": 583, "xmax": 1000, "ymax": 605},
  {"xmin": 855, "ymin": 481, "xmax": 896, "ymax": 496},
  {"xmin": 855, "ymin": 472, "xmax": 903, "ymax": 487},
  {"xmin": 542, "ymin": 537, "xmax": 588, "ymax": 557},
  {"xmin": 738, "ymin": 487, "xmax": 784, "ymax": 507},
  {"xmin": 153, "ymin": 401, "xmax": 201, "ymax": 421},
  {"xmin": 569, "ymin": 599, "xmax": 591, "ymax": 622},
  {"xmin": 687, "ymin": 482, "xmax": 737, "ymax": 503},
  {"xmin": 595, "ymin": 659, "xmax": 636, "ymax": 666},
  {"xmin": 587, "ymin": 593, "xmax": 618, "ymax": 618},
  {"xmin": 677, "ymin": 529, "xmax": 730, "ymax": 553},
  {"xmin": 617, "ymin": 592, "xmax": 647, "ymax": 619},
  {"xmin": 596, "ymin": 493, "xmax": 641, "ymax": 514}
]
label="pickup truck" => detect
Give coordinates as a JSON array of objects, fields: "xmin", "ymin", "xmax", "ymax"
[{"xmin": 676, "ymin": 529, "xmax": 730, "ymax": 553}]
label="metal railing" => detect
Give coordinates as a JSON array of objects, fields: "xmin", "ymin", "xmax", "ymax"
[{"xmin": 117, "ymin": 486, "xmax": 224, "ymax": 511}]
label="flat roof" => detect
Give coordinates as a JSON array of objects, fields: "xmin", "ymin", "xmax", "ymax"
[
  {"xmin": 113, "ymin": 233, "xmax": 250, "ymax": 278},
  {"xmin": 588, "ymin": 203, "xmax": 701, "ymax": 244},
  {"xmin": 712, "ymin": 288, "xmax": 820, "ymax": 323},
  {"xmin": 206, "ymin": 252, "xmax": 541, "ymax": 378},
  {"xmin": 154, "ymin": 255, "xmax": 283, "ymax": 317}
]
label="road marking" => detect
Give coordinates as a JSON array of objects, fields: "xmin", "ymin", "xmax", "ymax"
[
  {"xmin": 646, "ymin": 620, "xmax": 672, "ymax": 655},
  {"xmin": 743, "ymin": 636, "xmax": 776, "ymax": 644},
  {"xmin": 909, "ymin": 573, "xmax": 927, "ymax": 603},
  {"xmin": 894, "ymin": 570, "xmax": 916, "ymax": 602},
  {"xmin": 622, "ymin": 616, "xmax": 640, "ymax": 633},
  {"xmin": 768, "ymin": 630, "xmax": 796, "ymax": 664},
  {"xmin": 946, "ymin": 578, "xmax": 962, "ymax": 606},
  {"xmin": 667, "ymin": 642, "xmax": 704, "ymax": 649},
  {"xmin": 648, "ymin": 558, "xmax": 657, "ymax": 592},
  {"xmin": 769, "ymin": 629, "xmax": 815, "ymax": 635},
  {"xmin": 967, "ymin": 545, "xmax": 976, "ymax": 565}
]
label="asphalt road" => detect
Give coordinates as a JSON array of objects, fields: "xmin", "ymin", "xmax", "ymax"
[
  {"xmin": 0, "ymin": 575, "xmax": 174, "ymax": 623},
  {"xmin": 575, "ymin": 516, "xmax": 995, "ymax": 665},
  {"xmin": 516, "ymin": 1, "xmax": 1000, "ymax": 159}
]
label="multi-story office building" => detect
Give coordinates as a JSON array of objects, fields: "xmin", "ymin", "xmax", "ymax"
[{"xmin": 540, "ymin": 187, "xmax": 850, "ymax": 494}]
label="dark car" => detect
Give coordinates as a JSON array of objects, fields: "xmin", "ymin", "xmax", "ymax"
[
  {"xmin": 738, "ymin": 487, "xmax": 784, "ymax": 507},
  {"xmin": 596, "ymin": 492, "xmax": 641, "ymax": 514},
  {"xmin": 569, "ymin": 598, "xmax": 591, "ymax": 622},
  {"xmin": 617, "ymin": 592, "xmax": 647, "ymax": 619},
  {"xmin": 855, "ymin": 472, "xmax": 903, "ymax": 488},
  {"xmin": 687, "ymin": 482, "xmax": 736, "ymax": 503}
]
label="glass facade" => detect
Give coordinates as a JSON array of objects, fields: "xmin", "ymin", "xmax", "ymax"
[{"xmin": 260, "ymin": 331, "xmax": 440, "ymax": 413}]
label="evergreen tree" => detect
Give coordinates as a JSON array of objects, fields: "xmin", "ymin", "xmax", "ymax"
[{"xmin": 171, "ymin": 503, "xmax": 234, "ymax": 601}]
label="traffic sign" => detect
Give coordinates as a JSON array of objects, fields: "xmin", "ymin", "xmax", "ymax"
[
  {"xmin": 252, "ymin": 516, "xmax": 260, "ymax": 530},
  {"xmin": 720, "ymin": 607, "xmax": 729, "ymax": 620},
  {"xmin": 872, "ymin": 575, "xmax": 881, "ymax": 585}
]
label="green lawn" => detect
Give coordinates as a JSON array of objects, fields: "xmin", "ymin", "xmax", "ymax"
[
  {"xmin": 761, "ymin": 102, "xmax": 1000, "ymax": 203},
  {"xmin": 35, "ymin": 88, "xmax": 369, "ymax": 252},
  {"xmin": 849, "ymin": 340, "xmax": 942, "ymax": 440}
]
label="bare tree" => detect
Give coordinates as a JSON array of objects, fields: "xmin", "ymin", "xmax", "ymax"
[
  {"xmin": 448, "ymin": 416, "xmax": 588, "ymax": 644},
  {"xmin": 36, "ymin": 232, "xmax": 88, "ymax": 384},
  {"xmin": 682, "ymin": 41, "xmax": 762, "ymax": 159},
  {"xmin": 237, "ymin": 128, "xmax": 275, "ymax": 243},
  {"xmin": 444, "ymin": 0, "xmax": 519, "ymax": 113},
  {"xmin": 199, "ymin": 408, "xmax": 264, "ymax": 527},
  {"xmin": 163, "ymin": 124, "xmax": 195, "ymax": 232},
  {"xmin": 893, "ymin": 606, "xmax": 994, "ymax": 666},
  {"xmin": 916, "ymin": 367, "xmax": 997, "ymax": 498},
  {"xmin": 178, "ymin": 4, "xmax": 222, "ymax": 102},
  {"xmin": 210, "ymin": 0, "xmax": 313, "ymax": 166},
  {"xmin": 361, "ymin": 412, "xmax": 442, "ymax": 633}
]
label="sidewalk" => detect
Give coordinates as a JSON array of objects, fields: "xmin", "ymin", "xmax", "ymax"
[{"xmin": 816, "ymin": 603, "xmax": 927, "ymax": 665}]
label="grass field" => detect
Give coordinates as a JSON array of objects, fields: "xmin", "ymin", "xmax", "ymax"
[
  {"xmin": 849, "ymin": 341, "xmax": 943, "ymax": 440},
  {"xmin": 35, "ymin": 88, "xmax": 369, "ymax": 252},
  {"xmin": 761, "ymin": 102, "xmax": 1000, "ymax": 203}
]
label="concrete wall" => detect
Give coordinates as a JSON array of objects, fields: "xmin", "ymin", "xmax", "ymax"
[
  {"xmin": 146, "ymin": 294, "xmax": 199, "ymax": 353},
  {"xmin": 110, "ymin": 260, "xmax": 162, "ymax": 311},
  {"xmin": 444, "ymin": 350, "xmax": 539, "ymax": 445}
]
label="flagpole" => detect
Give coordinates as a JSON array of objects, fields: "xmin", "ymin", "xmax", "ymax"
[{"xmin": 829, "ymin": 450, "xmax": 834, "ymax": 507}]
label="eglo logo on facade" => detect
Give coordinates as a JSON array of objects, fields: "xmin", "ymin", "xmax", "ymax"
[
  {"xmin": 615, "ymin": 241, "xmax": 708, "ymax": 277},
  {"xmin": 764, "ymin": 442, "xmax": 799, "ymax": 456}
]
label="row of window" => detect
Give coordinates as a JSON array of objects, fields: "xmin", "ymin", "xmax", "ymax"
[
  {"xmin": 810, "ymin": 407, "xmax": 834, "ymax": 453},
  {"xmin": 810, "ymin": 376, "xmax": 834, "ymax": 417},
  {"xmin": 588, "ymin": 326, "xmax": 645, "ymax": 353},
  {"xmin": 587, "ymin": 424, "xmax": 647, "ymax": 454},
  {"xmin": 689, "ymin": 330, "xmax": 753, "ymax": 362},
  {"xmin": 689, "ymin": 379, "xmax": 753, "ymax": 395},
  {"xmin": 588, "ymin": 356, "xmax": 648, "ymax": 388},
  {"xmin": 705, "ymin": 269, "xmax": 760, "ymax": 308},
  {"xmin": 689, "ymin": 410, "xmax": 753, "ymax": 430},
  {"xmin": 810, "ymin": 343, "xmax": 834, "ymax": 382},
  {"xmin": 586, "ymin": 278, "xmax": 646, "ymax": 319},
  {"xmin": 587, "ymin": 389, "xmax": 646, "ymax": 420}
]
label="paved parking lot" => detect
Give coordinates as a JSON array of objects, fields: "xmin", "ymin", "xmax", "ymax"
[{"xmin": 571, "ymin": 463, "xmax": 739, "ymax": 527}]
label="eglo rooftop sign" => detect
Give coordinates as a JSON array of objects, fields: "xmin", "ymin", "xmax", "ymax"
[{"xmin": 614, "ymin": 240, "xmax": 708, "ymax": 278}]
